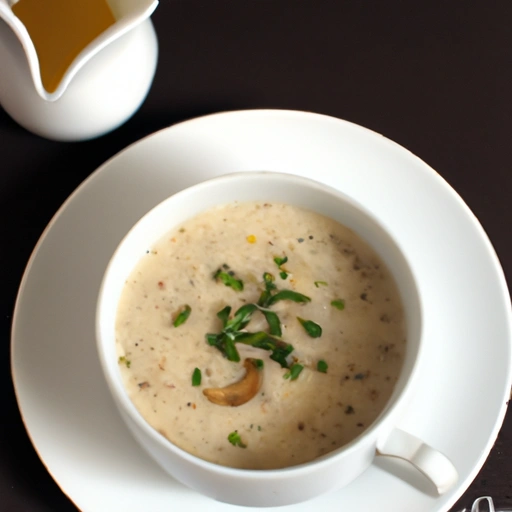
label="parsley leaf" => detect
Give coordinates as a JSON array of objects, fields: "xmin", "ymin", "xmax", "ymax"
[
  {"xmin": 236, "ymin": 331, "xmax": 293, "ymax": 368},
  {"xmin": 227, "ymin": 431, "xmax": 246, "ymax": 448},
  {"xmin": 331, "ymin": 299, "xmax": 345, "ymax": 310},
  {"xmin": 297, "ymin": 317, "xmax": 322, "ymax": 338},
  {"xmin": 192, "ymin": 368, "xmax": 202, "ymax": 386},
  {"xmin": 317, "ymin": 360, "xmax": 328, "ymax": 373},
  {"xmin": 261, "ymin": 309, "xmax": 282, "ymax": 336},
  {"xmin": 273, "ymin": 256, "xmax": 288, "ymax": 267},
  {"xmin": 213, "ymin": 269, "xmax": 244, "ymax": 291},
  {"xmin": 173, "ymin": 305, "xmax": 191, "ymax": 327},
  {"xmin": 268, "ymin": 290, "xmax": 311, "ymax": 306},
  {"xmin": 216, "ymin": 306, "xmax": 231, "ymax": 327},
  {"xmin": 284, "ymin": 363, "xmax": 304, "ymax": 380}
]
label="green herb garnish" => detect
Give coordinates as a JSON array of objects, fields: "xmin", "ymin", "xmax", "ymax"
[
  {"xmin": 261, "ymin": 309, "xmax": 282, "ymax": 336},
  {"xmin": 252, "ymin": 358, "xmax": 264, "ymax": 370},
  {"xmin": 228, "ymin": 431, "xmax": 246, "ymax": 448},
  {"xmin": 263, "ymin": 272, "xmax": 277, "ymax": 289},
  {"xmin": 236, "ymin": 331, "xmax": 293, "ymax": 368},
  {"xmin": 192, "ymin": 367, "xmax": 202, "ymax": 386},
  {"xmin": 297, "ymin": 317, "xmax": 322, "ymax": 338},
  {"xmin": 118, "ymin": 356, "xmax": 131, "ymax": 368},
  {"xmin": 268, "ymin": 290, "xmax": 311, "ymax": 306},
  {"xmin": 314, "ymin": 281, "xmax": 328, "ymax": 287},
  {"xmin": 223, "ymin": 335, "xmax": 241, "ymax": 362},
  {"xmin": 317, "ymin": 360, "xmax": 328, "ymax": 373},
  {"xmin": 225, "ymin": 303, "xmax": 257, "ymax": 331},
  {"xmin": 331, "ymin": 299, "xmax": 345, "ymax": 310},
  {"xmin": 284, "ymin": 363, "xmax": 304, "ymax": 380},
  {"xmin": 173, "ymin": 304, "xmax": 191, "ymax": 327},
  {"xmin": 213, "ymin": 269, "xmax": 244, "ymax": 291},
  {"xmin": 206, "ymin": 332, "xmax": 240, "ymax": 362},
  {"xmin": 273, "ymin": 256, "xmax": 288, "ymax": 267},
  {"xmin": 216, "ymin": 305, "xmax": 231, "ymax": 327},
  {"xmin": 274, "ymin": 256, "xmax": 289, "ymax": 280},
  {"xmin": 258, "ymin": 272, "xmax": 276, "ymax": 306},
  {"xmin": 206, "ymin": 272, "xmax": 315, "ymax": 368}
]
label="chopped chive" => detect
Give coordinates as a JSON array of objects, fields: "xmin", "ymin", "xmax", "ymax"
[
  {"xmin": 228, "ymin": 431, "xmax": 246, "ymax": 448},
  {"xmin": 205, "ymin": 332, "xmax": 241, "ymax": 362},
  {"xmin": 290, "ymin": 363, "xmax": 304, "ymax": 380},
  {"xmin": 314, "ymin": 281, "xmax": 328, "ymax": 287},
  {"xmin": 225, "ymin": 303, "xmax": 257, "ymax": 331},
  {"xmin": 192, "ymin": 368, "xmax": 202, "ymax": 386},
  {"xmin": 173, "ymin": 305, "xmax": 191, "ymax": 327},
  {"xmin": 257, "ymin": 290, "xmax": 269, "ymax": 307},
  {"xmin": 317, "ymin": 360, "xmax": 328, "ymax": 373},
  {"xmin": 206, "ymin": 333, "xmax": 219, "ymax": 347},
  {"xmin": 216, "ymin": 305, "xmax": 231, "ymax": 327},
  {"xmin": 213, "ymin": 269, "xmax": 244, "ymax": 291},
  {"xmin": 284, "ymin": 363, "xmax": 304, "ymax": 380},
  {"xmin": 268, "ymin": 289, "xmax": 311, "ymax": 306},
  {"xmin": 261, "ymin": 309, "xmax": 282, "ymax": 336},
  {"xmin": 279, "ymin": 271, "xmax": 288, "ymax": 280},
  {"xmin": 236, "ymin": 331, "xmax": 293, "ymax": 368},
  {"xmin": 331, "ymin": 299, "xmax": 345, "ymax": 310},
  {"xmin": 297, "ymin": 317, "xmax": 322, "ymax": 338},
  {"xmin": 224, "ymin": 335, "xmax": 241, "ymax": 362}
]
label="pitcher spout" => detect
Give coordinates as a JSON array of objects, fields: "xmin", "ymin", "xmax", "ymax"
[{"xmin": 0, "ymin": 0, "xmax": 158, "ymax": 102}]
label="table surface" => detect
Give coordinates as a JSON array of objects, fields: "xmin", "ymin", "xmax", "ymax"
[{"xmin": 1, "ymin": 2, "xmax": 511, "ymax": 511}]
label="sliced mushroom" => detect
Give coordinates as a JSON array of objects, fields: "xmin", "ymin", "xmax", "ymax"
[{"xmin": 203, "ymin": 358, "xmax": 263, "ymax": 406}]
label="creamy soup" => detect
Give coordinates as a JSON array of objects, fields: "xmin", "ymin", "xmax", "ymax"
[{"xmin": 115, "ymin": 202, "xmax": 406, "ymax": 469}]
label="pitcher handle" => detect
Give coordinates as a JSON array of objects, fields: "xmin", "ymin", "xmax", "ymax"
[{"xmin": 377, "ymin": 428, "xmax": 458, "ymax": 494}]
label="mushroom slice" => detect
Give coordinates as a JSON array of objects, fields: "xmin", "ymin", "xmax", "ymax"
[{"xmin": 203, "ymin": 358, "xmax": 263, "ymax": 406}]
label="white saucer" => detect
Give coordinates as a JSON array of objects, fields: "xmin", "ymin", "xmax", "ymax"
[{"xmin": 12, "ymin": 110, "xmax": 512, "ymax": 512}]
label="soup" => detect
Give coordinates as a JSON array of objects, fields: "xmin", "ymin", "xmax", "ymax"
[
  {"xmin": 115, "ymin": 202, "xmax": 406, "ymax": 469},
  {"xmin": 12, "ymin": 0, "xmax": 115, "ymax": 93}
]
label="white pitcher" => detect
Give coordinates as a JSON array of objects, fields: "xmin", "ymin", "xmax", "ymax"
[{"xmin": 0, "ymin": 0, "xmax": 159, "ymax": 141}]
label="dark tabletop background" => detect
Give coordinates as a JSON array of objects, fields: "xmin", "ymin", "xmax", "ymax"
[{"xmin": 1, "ymin": 1, "xmax": 511, "ymax": 511}]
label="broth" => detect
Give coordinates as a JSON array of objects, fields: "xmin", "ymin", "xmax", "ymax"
[{"xmin": 12, "ymin": 0, "xmax": 115, "ymax": 92}]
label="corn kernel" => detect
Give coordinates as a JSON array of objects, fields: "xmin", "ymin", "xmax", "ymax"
[{"xmin": 246, "ymin": 234, "xmax": 257, "ymax": 243}]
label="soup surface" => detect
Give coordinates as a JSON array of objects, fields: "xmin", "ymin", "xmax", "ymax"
[
  {"xmin": 116, "ymin": 201, "xmax": 406, "ymax": 469},
  {"xmin": 12, "ymin": 0, "xmax": 115, "ymax": 93}
]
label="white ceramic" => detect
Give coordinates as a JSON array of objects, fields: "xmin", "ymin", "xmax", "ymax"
[
  {"xmin": 11, "ymin": 110, "xmax": 512, "ymax": 512},
  {"xmin": 96, "ymin": 171, "xmax": 457, "ymax": 506},
  {"xmin": 0, "ymin": 0, "xmax": 158, "ymax": 141}
]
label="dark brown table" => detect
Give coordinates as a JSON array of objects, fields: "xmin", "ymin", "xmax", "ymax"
[{"xmin": 1, "ymin": 2, "xmax": 511, "ymax": 511}]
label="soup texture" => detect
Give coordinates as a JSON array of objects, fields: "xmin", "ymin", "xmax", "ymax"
[{"xmin": 115, "ymin": 202, "xmax": 406, "ymax": 469}]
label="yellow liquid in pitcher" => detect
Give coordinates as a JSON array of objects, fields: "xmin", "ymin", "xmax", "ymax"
[{"xmin": 12, "ymin": 0, "xmax": 116, "ymax": 93}]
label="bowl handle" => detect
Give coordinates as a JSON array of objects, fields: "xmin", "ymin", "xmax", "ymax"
[{"xmin": 376, "ymin": 428, "xmax": 458, "ymax": 494}]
